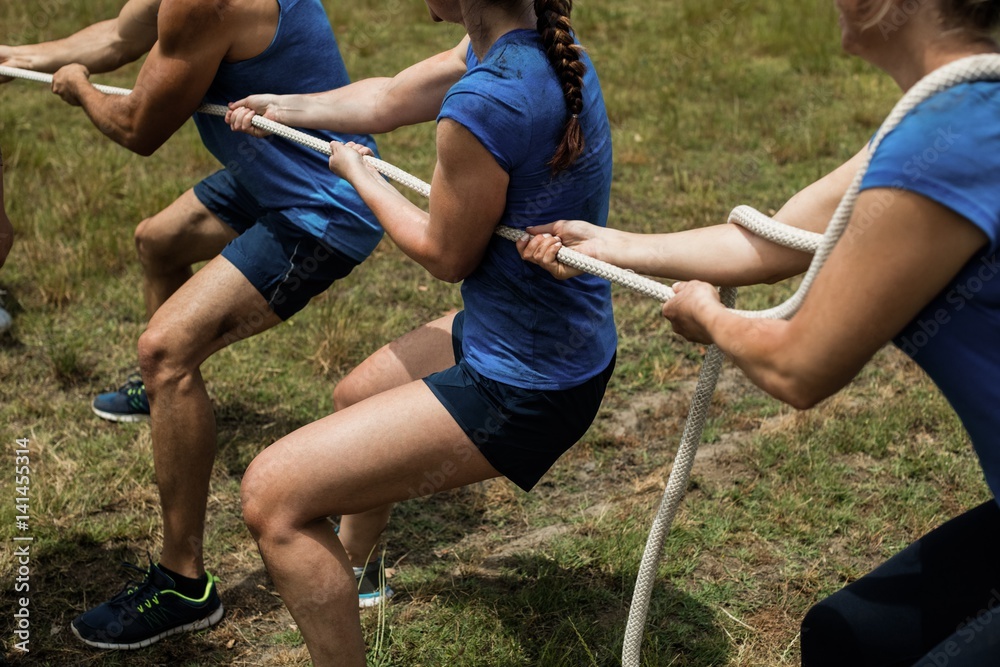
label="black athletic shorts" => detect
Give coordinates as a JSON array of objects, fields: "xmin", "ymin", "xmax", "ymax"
[{"xmin": 423, "ymin": 311, "xmax": 615, "ymax": 491}]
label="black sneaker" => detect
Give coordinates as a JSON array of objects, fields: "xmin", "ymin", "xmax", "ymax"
[
  {"xmin": 355, "ymin": 558, "xmax": 394, "ymax": 609},
  {"xmin": 71, "ymin": 560, "xmax": 224, "ymax": 650},
  {"xmin": 91, "ymin": 374, "xmax": 150, "ymax": 423}
]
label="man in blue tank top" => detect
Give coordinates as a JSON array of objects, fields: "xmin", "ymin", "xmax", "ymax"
[{"xmin": 0, "ymin": 0, "xmax": 382, "ymax": 649}]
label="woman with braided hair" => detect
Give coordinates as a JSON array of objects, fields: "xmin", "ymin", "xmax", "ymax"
[{"xmin": 227, "ymin": 0, "xmax": 615, "ymax": 663}]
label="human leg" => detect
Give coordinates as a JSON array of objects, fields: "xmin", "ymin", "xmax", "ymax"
[
  {"xmin": 142, "ymin": 211, "xmax": 360, "ymax": 575},
  {"xmin": 138, "ymin": 254, "xmax": 281, "ymax": 578},
  {"xmin": 800, "ymin": 499, "xmax": 1000, "ymax": 666},
  {"xmin": 134, "ymin": 188, "xmax": 239, "ymax": 317},
  {"xmin": 913, "ymin": 598, "xmax": 1000, "ymax": 667},
  {"xmin": 72, "ymin": 255, "xmax": 280, "ymax": 648},
  {"xmin": 92, "ymin": 175, "xmax": 251, "ymax": 423},
  {"xmin": 75, "ymin": 211, "xmax": 362, "ymax": 647},
  {"xmin": 241, "ymin": 380, "xmax": 501, "ymax": 667},
  {"xmin": 333, "ymin": 311, "xmax": 459, "ymax": 567}
]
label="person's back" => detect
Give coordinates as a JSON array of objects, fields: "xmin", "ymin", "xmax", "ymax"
[
  {"xmin": 440, "ymin": 29, "xmax": 617, "ymax": 394},
  {"xmin": 194, "ymin": 0, "xmax": 381, "ymax": 259}
]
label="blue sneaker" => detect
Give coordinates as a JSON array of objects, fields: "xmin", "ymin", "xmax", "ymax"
[
  {"xmin": 92, "ymin": 374, "xmax": 150, "ymax": 422},
  {"xmin": 355, "ymin": 558, "xmax": 394, "ymax": 609},
  {"xmin": 71, "ymin": 560, "xmax": 224, "ymax": 650}
]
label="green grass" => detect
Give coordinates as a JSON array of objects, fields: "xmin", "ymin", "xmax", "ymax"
[{"xmin": 0, "ymin": 0, "xmax": 987, "ymax": 665}]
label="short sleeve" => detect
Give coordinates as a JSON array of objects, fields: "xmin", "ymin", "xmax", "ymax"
[
  {"xmin": 860, "ymin": 82, "xmax": 1000, "ymax": 253},
  {"xmin": 438, "ymin": 75, "xmax": 532, "ymax": 172}
]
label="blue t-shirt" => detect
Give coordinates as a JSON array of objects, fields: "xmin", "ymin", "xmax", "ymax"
[
  {"xmin": 861, "ymin": 81, "xmax": 1000, "ymax": 500},
  {"xmin": 193, "ymin": 0, "xmax": 383, "ymax": 262},
  {"xmin": 437, "ymin": 29, "xmax": 617, "ymax": 390}
]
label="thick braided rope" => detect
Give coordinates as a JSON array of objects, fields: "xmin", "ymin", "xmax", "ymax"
[
  {"xmin": 730, "ymin": 54, "xmax": 1000, "ymax": 321},
  {"xmin": 729, "ymin": 205, "xmax": 822, "ymax": 253},
  {"xmin": 1, "ymin": 65, "xmax": 677, "ymax": 300},
  {"xmin": 620, "ymin": 285, "xmax": 736, "ymax": 663},
  {"xmin": 493, "ymin": 225, "xmax": 675, "ymax": 301},
  {"xmin": 0, "ymin": 66, "xmax": 430, "ymax": 201},
  {"xmin": 620, "ymin": 53, "xmax": 1000, "ymax": 667}
]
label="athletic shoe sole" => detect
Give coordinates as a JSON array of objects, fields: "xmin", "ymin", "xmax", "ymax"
[
  {"xmin": 91, "ymin": 404, "xmax": 151, "ymax": 423},
  {"xmin": 359, "ymin": 588, "xmax": 393, "ymax": 609},
  {"xmin": 70, "ymin": 603, "xmax": 224, "ymax": 650}
]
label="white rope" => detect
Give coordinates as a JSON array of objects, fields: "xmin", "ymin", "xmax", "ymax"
[
  {"xmin": 8, "ymin": 57, "xmax": 1000, "ymax": 664},
  {"xmin": 0, "ymin": 64, "xmax": 680, "ymax": 300},
  {"xmin": 729, "ymin": 205, "xmax": 823, "ymax": 253},
  {"xmin": 620, "ymin": 53, "xmax": 1000, "ymax": 667}
]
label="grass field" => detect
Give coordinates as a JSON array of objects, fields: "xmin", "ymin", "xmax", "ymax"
[{"xmin": 0, "ymin": 0, "xmax": 989, "ymax": 665}]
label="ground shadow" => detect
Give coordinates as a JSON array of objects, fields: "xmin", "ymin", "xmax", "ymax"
[{"xmin": 387, "ymin": 552, "xmax": 732, "ymax": 667}]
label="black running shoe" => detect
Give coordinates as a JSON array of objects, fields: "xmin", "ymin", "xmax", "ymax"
[{"xmin": 71, "ymin": 560, "xmax": 224, "ymax": 650}]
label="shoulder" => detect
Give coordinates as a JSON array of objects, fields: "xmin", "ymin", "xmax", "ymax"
[
  {"xmin": 879, "ymin": 82, "xmax": 1000, "ymax": 152},
  {"xmin": 444, "ymin": 35, "xmax": 547, "ymax": 111},
  {"xmin": 868, "ymin": 81, "xmax": 1000, "ymax": 176},
  {"xmin": 157, "ymin": 0, "xmax": 230, "ymax": 40},
  {"xmin": 865, "ymin": 81, "xmax": 1000, "ymax": 247}
]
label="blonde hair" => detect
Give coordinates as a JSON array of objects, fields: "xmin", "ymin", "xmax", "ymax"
[{"xmin": 860, "ymin": 0, "xmax": 897, "ymax": 30}]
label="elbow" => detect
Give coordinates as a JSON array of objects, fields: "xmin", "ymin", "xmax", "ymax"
[
  {"xmin": 766, "ymin": 374, "xmax": 833, "ymax": 411},
  {"xmin": 119, "ymin": 133, "xmax": 163, "ymax": 157},
  {"xmin": 425, "ymin": 255, "xmax": 477, "ymax": 284},
  {"xmin": 131, "ymin": 144, "xmax": 158, "ymax": 158},
  {"xmin": 98, "ymin": 117, "xmax": 166, "ymax": 156},
  {"xmin": 429, "ymin": 264, "xmax": 473, "ymax": 284},
  {"xmin": 783, "ymin": 388, "xmax": 824, "ymax": 411}
]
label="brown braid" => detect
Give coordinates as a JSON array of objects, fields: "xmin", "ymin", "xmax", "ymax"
[{"xmin": 533, "ymin": 0, "xmax": 586, "ymax": 174}]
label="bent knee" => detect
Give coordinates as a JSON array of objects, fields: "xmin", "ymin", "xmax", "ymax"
[
  {"xmin": 241, "ymin": 462, "xmax": 270, "ymax": 540},
  {"xmin": 333, "ymin": 371, "xmax": 375, "ymax": 411},
  {"xmin": 137, "ymin": 325, "xmax": 198, "ymax": 391},
  {"xmin": 135, "ymin": 212, "xmax": 214, "ymax": 270},
  {"xmin": 134, "ymin": 216, "xmax": 174, "ymax": 266},
  {"xmin": 137, "ymin": 326, "xmax": 169, "ymax": 376},
  {"xmin": 241, "ymin": 454, "xmax": 299, "ymax": 540},
  {"xmin": 332, "ymin": 377, "xmax": 357, "ymax": 411},
  {"xmin": 332, "ymin": 356, "xmax": 407, "ymax": 410}
]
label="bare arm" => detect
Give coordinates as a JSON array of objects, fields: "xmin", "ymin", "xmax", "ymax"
[
  {"xmin": 519, "ymin": 146, "xmax": 869, "ymax": 285},
  {"xmin": 226, "ymin": 36, "xmax": 471, "ymax": 136},
  {"xmin": 49, "ymin": 0, "xmax": 235, "ymax": 156},
  {"xmin": 662, "ymin": 190, "xmax": 988, "ymax": 408},
  {"xmin": 0, "ymin": 0, "xmax": 158, "ymax": 77},
  {"xmin": 328, "ymin": 117, "xmax": 507, "ymax": 282}
]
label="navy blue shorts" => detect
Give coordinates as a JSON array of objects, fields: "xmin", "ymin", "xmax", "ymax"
[
  {"xmin": 194, "ymin": 170, "xmax": 358, "ymax": 321},
  {"xmin": 423, "ymin": 312, "xmax": 616, "ymax": 492}
]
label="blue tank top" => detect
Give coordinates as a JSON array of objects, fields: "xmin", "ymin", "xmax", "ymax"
[
  {"xmin": 193, "ymin": 0, "xmax": 382, "ymax": 262},
  {"xmin": 861, "ymin": 81, "xmax": 1000, "ymax": 501},
  {"xmin": 437, "ymin": 30, "xmax": 617, "ymax": 390}
]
